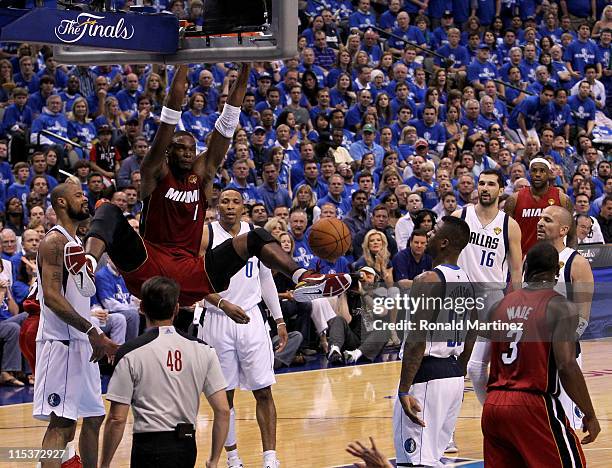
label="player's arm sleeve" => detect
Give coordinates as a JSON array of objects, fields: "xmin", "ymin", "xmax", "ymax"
[
  {"xmin": 106, "ymin": 357, "xmax": 134, "ymax": 405},
  {"xmin": 202, "ymin": 347, "xmax": 228, "ymax": 397},
  {"xmin": 467, "ymin": 338, "xmax": 492, "ymax": 406},
  {"xmin": 260, "ymin": 264, "xmax": 283, "ymax": 320}
]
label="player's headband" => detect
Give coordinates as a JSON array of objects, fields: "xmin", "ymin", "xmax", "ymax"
[{"xmin": 529, "ymin": 157, "xmax": 552, "ymax": 171}]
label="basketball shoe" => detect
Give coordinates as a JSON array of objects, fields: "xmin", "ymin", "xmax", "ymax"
[
  {"xmin": 64, "ymin": 241, "xmax": 97, "ymax": 297},
  {"xmin": 293, "ymin": 271, "xmax": 351, "ymax": 302},
  {"xmin": 227, "ymin": 457, "xmax": 243, "ymax": 468}
]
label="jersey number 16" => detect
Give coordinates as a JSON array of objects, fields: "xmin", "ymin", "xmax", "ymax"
[{"xmin": 479, "ymin": 250, "xmax": 495, "ymax": 267}]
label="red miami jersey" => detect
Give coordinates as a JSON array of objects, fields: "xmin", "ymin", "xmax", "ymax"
[
  {"xmin": 487, "ymin": 288, "xmax": 561, "ymax": 395},
  {"xmin": 140, "ymin": 169, "xmax": 207, "ymax": 256},
  {"xmin": 513, "ymin": 186, "xmax": 561, "ymax": 255}
]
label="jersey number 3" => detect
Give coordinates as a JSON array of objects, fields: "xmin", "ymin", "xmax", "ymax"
[
  {"xmin": 501, "ymin": 330, "xmax": 523, "ymax": 365},
  {"xmin": 166, "ymin": 350, "xmax": 183, "ymax": 372}
]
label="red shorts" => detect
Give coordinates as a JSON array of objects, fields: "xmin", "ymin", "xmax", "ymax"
[
  {"xmin": 482, "ymin": 390, "xmax": 586, "ymax": 467},
  {"xmin": 119, "ymin": 240, "xmax": 214, "ymax": 306}
]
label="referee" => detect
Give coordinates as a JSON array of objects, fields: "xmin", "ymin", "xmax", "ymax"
[{"xmin": 100, "ymin": 276, "xmax": 230, "ymax": 468}]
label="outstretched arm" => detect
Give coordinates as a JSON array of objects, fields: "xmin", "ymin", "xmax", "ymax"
[
  {"xmin": 140, "ymin": 65, "xmax": 190, "ymax": 199},
  {"xmin": 193, "ymin": 63, "xmax": 251, "ymax": 182}
]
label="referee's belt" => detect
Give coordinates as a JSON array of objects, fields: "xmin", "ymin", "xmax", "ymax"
[{"xmin": 133, "ymin": 423, "xmax": 195, "ymax": 441}]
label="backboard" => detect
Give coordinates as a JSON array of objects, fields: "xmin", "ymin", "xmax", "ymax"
[{"xmin": 53, "ymin": 0, "xmax": 297, "ymax": 64}]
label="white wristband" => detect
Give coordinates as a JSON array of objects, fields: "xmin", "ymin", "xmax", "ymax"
[
  {"xmin": 214, "ymin": 103, "xmax": 241, "ymax": 138},
  {"xmin": 160, "ymin": 106, "xmax": 182, "ymax": 125}
]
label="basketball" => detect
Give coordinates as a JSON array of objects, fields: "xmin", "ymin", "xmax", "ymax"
[{"xmin": 308, "ymin": 218, "xmax": 352, "ymax": 260}]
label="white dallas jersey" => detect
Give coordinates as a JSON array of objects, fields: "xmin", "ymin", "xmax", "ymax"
[
  {"xmin": 554, "ymin": 247, "xmax": 579, "ymax": 300},
  {"xmin": 400, "ymin": 264, "xmax": 474, "ymax": 359},
  {"xmin": 457, "ymin": 205, "xmax": 510, "ymax": 287},
  {"xmin": 36, "ymin": 225, "xmax": 91, "ymax": 342},
  {"xmin": 205, "ymin": 221, "xmax": 263, "ymax": 312}
]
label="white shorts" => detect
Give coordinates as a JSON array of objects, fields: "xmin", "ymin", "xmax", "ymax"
[
  {"xmin": 199, "ymin": 306, "xmax": 275, "ymax": 391},
  {"xmin": 33, "ymin": 340, "xmax": 105, "ymax": 421},
  {"xmin": 558, "ymin": 352, "xmax": 584, "ymax": 429},
  {"xmin": 393, "ymin": 376, "xmax": 464, "ymax": 467}
]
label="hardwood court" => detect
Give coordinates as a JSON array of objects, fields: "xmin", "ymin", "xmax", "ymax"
[{"xmin": 0, "ymin": 341, "xmax": 610, "ymax": 467}]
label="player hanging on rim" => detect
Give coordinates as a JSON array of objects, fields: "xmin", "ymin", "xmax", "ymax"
[{"xmin": 65, "ymin": 63, "xmax": 351, "ymax": 305}]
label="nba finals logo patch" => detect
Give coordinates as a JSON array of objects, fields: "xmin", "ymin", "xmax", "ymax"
[
  {"xmin": 493, "ymin": 227, "xmax": 501, "ymax": 236},
  {"xmin": 548, "ymin": 199, "xmax": 555, "ymax": 205},
  {"xmin": 48, "ymin": 393, "xmax": 61, "ymax": 407},
  {"xmin": 559, "ymin": 261, "xmax": 565, "ymax": 269},
  {"xmin": 188, "ymin": 175, "xmax": 198, "ymax": 184}
]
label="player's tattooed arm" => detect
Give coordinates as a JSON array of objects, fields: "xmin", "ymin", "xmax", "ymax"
[
  {"xmin": 141, "ymin": 64, "xmax": 190, "ymax": 195},
  {"xmin": 39, "ymin": 233, "xmax": 92, "ymax": 333}
]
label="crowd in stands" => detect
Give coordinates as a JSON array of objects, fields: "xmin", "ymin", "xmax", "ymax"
[{"xmin": 2, "ymin": 0, "xmax": 612, "ymax": 383}]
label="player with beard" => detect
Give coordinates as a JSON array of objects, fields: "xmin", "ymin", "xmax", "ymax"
[
  {"xmin": 394, "ymin": 217, "xmax": 477, "ymax": 467},
  {"xmin": 450, "ymin": 169, "xmax": 522, "ymax": 452},
  {"xmin": 504, "ymin": 158, "xmax": 573, "ymax": 254},
  {"xmin": 69, "ymin": 64, "xmax": 350, "ymax": 306},
  {"xmin": 536, "ymin": 205, "xmax": 594, "ymax": 429},
  {"xmin": 34, "ymin": 182, "xmax": 118, "ymax": 468}
]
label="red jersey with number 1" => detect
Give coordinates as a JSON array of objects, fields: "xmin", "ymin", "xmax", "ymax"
[
  {"xmin": 140, "ymin": 169, "xmax": 207, "ymax": 256},
  {"xmin": 513, "ymin": 186, "xmax": 561, "ymax": 255},
  {"xmin": 487, "ymin": 288, "xmax": 561, "ymax": 395}
]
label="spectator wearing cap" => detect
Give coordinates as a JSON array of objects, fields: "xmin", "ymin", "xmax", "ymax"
[
  {"xmin": 431, "ymin": 10, "xmax": 455, "ymax": 47},
  {"xmin": 349, "ymin": 124, "xmax": 384, "ymax": 165},
  {"xmin": 313, "ymin": 30, "xmax": 337, "ymax": 70},
  {"xmin": 388, "ymin": 12, "xmax": 426, "ymax": 55},
  {"xmin": 27, "ymin": 76, "xmax": 56, "ymax": 116},
  {"xmin": 348, "ymin": 0, "xmax": 377, "ymax": 33},
  {"xmin": 1, "ymin": 88, "xmax": 32, "ymax": 139},
  {"xmin": 467, "ymin": 44, "xmax": 498, "ymax": 93},
  {"xmin": 59, "ymin": 75, "xmax": 83, "ymax": 116},
  {"xmin": 253, "ymin": 72, "xmax": 273, "ymax": 103},
  {"xmin": 115, "ymin": 116, "xmax": 142, "ymax": 160},
  {"xmin": 89, "ymin": 125, "xmax": 120, "ymax": 182},
  {"xmin": 116, "ymin": 73, "xmax": 142, "ymax": 117},
  {"xmin": 117, "ymin": 136, "xmax": 148, "ymax": 189},
  {"xmin": 179, "ymin": 92, "xmax": 212, "ymax": 151}
]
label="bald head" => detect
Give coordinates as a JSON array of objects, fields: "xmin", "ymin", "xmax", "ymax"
[
  {"xmin": 537, "ymin": 205, "xmax": 573, "ymax": 243},
  {"xmin": 50, "ymin": 183, "xmax": 76, "ymax": 211}
]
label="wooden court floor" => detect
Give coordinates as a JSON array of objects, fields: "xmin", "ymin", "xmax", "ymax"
[{"xmin": 0, "ymin": 341, "xmax": 610, "ymax": 467}]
